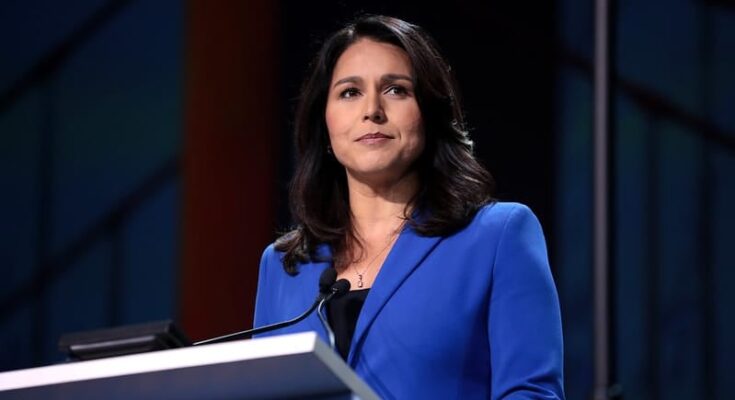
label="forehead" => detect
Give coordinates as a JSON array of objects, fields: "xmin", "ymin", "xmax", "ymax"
[{"xmin": 331, "ymin": 38, "xmax": 413, "ymax": 81}]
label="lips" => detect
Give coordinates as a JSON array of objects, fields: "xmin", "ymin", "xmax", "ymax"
[{"xmin": 356, "ymin": 132, "xmax": 393, "ymax": 142}]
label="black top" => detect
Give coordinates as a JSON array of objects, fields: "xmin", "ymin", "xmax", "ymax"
[{"xmin": 327, "ymin": 289, "xmax": 370, "ymax": 360}]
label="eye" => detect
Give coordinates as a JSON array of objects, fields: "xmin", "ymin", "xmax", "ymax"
[
  {"xmin": 338, "ymin": 87, "xmax": 361, "ymax": 99},
  {"xmin": 385, "ymin": 85, "xmax": 409, "ymax": 96}
]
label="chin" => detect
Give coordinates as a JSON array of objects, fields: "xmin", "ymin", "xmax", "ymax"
[{"xmin": 349, "ymin": 163, "xmax": 412, "ymax": 183}]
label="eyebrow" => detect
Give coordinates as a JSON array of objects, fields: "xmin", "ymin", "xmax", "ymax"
[{"xmin": 331, "ymin": 74, "xmax": 414, "ymax": 88}]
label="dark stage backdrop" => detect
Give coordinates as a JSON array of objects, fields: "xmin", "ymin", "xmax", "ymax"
[
  {"xmin": 556, "ymin": 1, "xmax": 735, "ymax": 399},
  {"xmin": 0, "ymin": 0, "xmax": 183, "ymax": 372}
]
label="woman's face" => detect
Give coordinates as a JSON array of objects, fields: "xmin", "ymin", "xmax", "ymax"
[{"xmin": 325, "ymin": 38, "xmax": 425, "ymax": 184}]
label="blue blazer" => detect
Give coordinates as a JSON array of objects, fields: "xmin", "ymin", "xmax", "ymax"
[{"xmin": 254, "ymin": 202, "xmax": 565, "ymax": 399}]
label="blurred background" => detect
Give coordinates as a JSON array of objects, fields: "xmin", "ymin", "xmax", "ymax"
[{"xmin": 0, "ymin": 0, "xmax": 733, "ymax": 399}]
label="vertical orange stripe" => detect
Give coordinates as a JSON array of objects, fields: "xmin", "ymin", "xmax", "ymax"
[{"xmin": 181, "ymin": 0, "xmax": 278, "ymax": 340}]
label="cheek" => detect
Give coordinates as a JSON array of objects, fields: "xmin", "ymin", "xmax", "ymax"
[{"xmin": 405, "ymin": 109, "xmax": 425, "ymax": 152}]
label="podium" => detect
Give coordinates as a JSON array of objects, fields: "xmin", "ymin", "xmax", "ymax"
[{"xmin": 0, "ymin": 332, "xmax": 379, "ymax": 399}]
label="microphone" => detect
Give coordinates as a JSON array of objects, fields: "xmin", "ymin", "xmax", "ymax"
[
  {"xmin": 193, "ymin": 268, "xmax": 347, "ymax": 346},
  {"xmin": 319, "ymin": 267, "xmax": 338, "ymax": 294}
]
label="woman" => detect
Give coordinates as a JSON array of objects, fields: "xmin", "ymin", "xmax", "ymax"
[{"xmin": 254, "ymin": 15, "xmax": 564, "ymax": 399}]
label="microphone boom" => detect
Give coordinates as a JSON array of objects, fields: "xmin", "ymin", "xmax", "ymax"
[{"xmin": 193, "ymin": 269, "xmax": 345, "ymax": 346}]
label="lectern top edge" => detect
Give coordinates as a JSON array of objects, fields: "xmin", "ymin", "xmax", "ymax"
[{"xmin": 0, "ymin": 331, "xmax": 320, "ymax": 391}]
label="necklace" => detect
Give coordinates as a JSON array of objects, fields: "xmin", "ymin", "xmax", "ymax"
[{"xmin": 351, "ymin": 220, "xmax": 406, "ymax": 288}]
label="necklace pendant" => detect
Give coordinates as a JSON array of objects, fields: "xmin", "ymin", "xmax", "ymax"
[{"xmin": 357, "ymin": 274, "xmax": 363, "ymax": 288}]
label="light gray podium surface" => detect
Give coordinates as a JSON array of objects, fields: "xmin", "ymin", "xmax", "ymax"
[{"xmin": 0, "ymin": 331, "xmax": 379, "ymax": 400}]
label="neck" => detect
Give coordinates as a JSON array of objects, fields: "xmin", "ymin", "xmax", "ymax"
[{"xmin": 345, "ymin": 169, "xmax": 418, "ymax": 239}]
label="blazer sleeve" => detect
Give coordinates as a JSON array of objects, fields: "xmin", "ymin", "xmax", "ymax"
[
  {"xmin": 488, "ymin": 205, "xmax": 565, "ymax": 399},
  {"xmin": 253, "ymin": 244, "xmax": 274, "ymax": 332}
]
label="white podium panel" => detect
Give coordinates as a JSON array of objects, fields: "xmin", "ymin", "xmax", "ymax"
[{"xmin": 0, "ymin": 332, "xmax": 378, "ymax": 400}]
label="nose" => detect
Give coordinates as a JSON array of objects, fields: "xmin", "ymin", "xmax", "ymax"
[{"xmin": 363, "ymin": 91, "xmax": 386, "ymax": 123}]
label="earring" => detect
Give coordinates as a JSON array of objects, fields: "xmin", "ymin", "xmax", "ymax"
[{"xmin": 326, "ymin": 145, "xmax": 333, "ymax": 154}]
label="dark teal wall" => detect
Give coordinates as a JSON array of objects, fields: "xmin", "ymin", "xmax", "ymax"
[
  {"xmin": 0, "ymin": 0, "xmax": 182, "ymax": 370},
  {"xmin": 556, "ymin": 1, "xmax": 735, "ymax": 399}
]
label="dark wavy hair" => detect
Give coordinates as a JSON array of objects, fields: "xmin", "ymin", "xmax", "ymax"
[{"xmin": 275, "ymin": 15, "xmax": 494, "ymax": 274}]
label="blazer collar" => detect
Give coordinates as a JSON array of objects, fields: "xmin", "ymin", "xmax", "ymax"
[{"xmin": 347, "ymin": 225, "xmax": 443, "ymax": 365}]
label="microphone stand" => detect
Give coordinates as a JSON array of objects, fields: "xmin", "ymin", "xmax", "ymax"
[
  {"xmin": 193, "ymin": 281, "xmax": 349, "ymax": 347},
  {"xmin": 317, "ymin": 296, "xmax": 336, "ymax": 350},
  {"xmin": 193, "ymin": 299, "xmax": 321, "ymax": 346}
]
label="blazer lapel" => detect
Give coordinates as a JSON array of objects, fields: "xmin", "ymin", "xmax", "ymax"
[{"xmin": 347, "ymin": 226, "xmax": 443, "ymax": 365}]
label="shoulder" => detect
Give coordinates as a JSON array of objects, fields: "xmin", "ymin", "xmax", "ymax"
[
  {"xmin": 478, "ymin": 202, "xmax": 551, "ymax": 278},
  {"xmin": 468, "ymin": 201, "xmax": 542, "ymax": 236},
  {"xmin": 436, "ymin": 202, "xmax": 545, "ymax": 265},
  {"xmin": 259, "ymin": 240, "xmax": 331, "ymax": 276},
  {"xmin": 459, "ymin": 202, "xmax": 549, "ymax": 266},
  {"xmin": 259, "ymin": 242, "xmax": 279, "ymax": 269}
]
